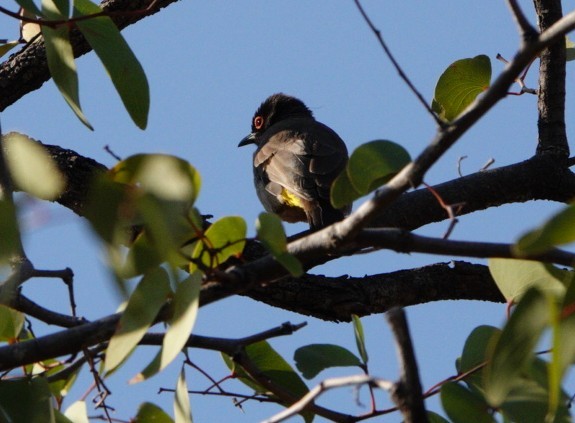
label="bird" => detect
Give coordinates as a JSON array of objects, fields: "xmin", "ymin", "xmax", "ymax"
[{"xmin": 238, "ymin": 93, "xmax": 350, "ymax": 231}]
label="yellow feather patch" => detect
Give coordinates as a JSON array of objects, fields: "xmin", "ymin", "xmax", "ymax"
[{"xmin": 280, "ymin": 189, "xmax": 303, "ymax": 208}]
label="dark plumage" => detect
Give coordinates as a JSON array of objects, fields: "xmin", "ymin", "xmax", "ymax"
[{"xmin": 238, "ymin": 94, "xmax": 350, "ymax": 230}]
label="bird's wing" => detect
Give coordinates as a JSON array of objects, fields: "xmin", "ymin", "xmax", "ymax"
[{"xmin": 254, "ymin": 125, "xmax": 347, "ymax": 203}]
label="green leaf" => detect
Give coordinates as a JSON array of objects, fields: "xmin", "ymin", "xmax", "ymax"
[
  {"xmin": 63, "ymin": 401, "xmax": 88, "ymax": 423},
  {"xmin": 191, "ymin": 216, "xmax": 246, "ymax": 270},
  {"xmin": 0, "ymin": 305, "xmax": 25, "ymax": 342},
  {"xmin": 352, "ymin": 314, "xmax": 369, "ymax": 365},
  {"xmin": 441, "ymin": 382, "xmax": 495, "ymax": 423},
  {"xmin": 427, "ymin": 411, "xmax": 451, "ymax": 423},
  {"xmin": 111, "ymin": 154, "xmax": 201, "ymax": 204},
  {"xmin": 294, "ymin": 344, "xmax": 362, "ymax": 379},
  {"xmin": 73, "ymin": 0, "xmax": 150, "ymax": 129},
  {"xmin": 3, "ymin": 132, "xmax": 65, "ymax": 200},
  {"xmin": 0, "ymin": 377, "xmax": 54, "ymax": 423},
  {"xmin": 15, "ymin": 0, "xmax": 43, "ymax": 16},
  {"xmin": 459, "ymin": 325, "xmax": 500, "ymax": 391},
  {"xmin": 0, "ymin": 199, "xmax": 22, "ymax": 263},
  {"xmin": 515, "ymin": 203, "xmax": 575, "ymax": 254},
  {"xmin": 0, "ymin": 41, "xmax": 20, "ymax": 59},
  {"xmin": 104, "ymin": 267, "xmax": 172, "ymax": 373},
  {"xmin": 432, "ymin": 55, "xmax": 491, "ymax": 121},
  {"xmin": 488, "ymin": 259, "xmax": 567, "ymax": 303},
  {"xmin": 346, "ymin": 140, "xmax": 411, "ymax": 195},
  {"xmin": 256, "ymin": 213, "xmax": 303, "ymax": 276},
  {"xmin": 41, "ymin": 20, "xmax": 92, "ymax": 130},
  {"xmin": 483, "ymin": 288, "xmax": 549, "ymax": 406},
  {"xmin": 566, "ymin": 36, "xmax": 575, "ymax": 62},
  {"xmin": 41, "ymin": 0, "xmax": 69, "ymax": 17},
  {"xmin": 499, "ymin": 361, "xmax": 572, "ymax": 423},
  {"xmin": 330, "ymin": 166, "xmax": 362, "ymax": 209},
  {"xmin": 132, "ymin": 272, "xmax": 201, "ymax": 382},
  {"xmin": 135, "ymin": 403, "xmax": 174, "ymax": 423},
  {"xmin": 174, "ymin": 369, "xmax": 193, "ymax": 423}
]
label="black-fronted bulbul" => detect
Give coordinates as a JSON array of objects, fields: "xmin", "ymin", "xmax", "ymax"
[{"xmin": 238, "ymin": 93, "xmax": 350, "ymax": 230}]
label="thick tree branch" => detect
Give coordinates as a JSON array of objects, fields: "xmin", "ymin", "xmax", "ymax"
[
  {"xmin": 0, "ymin": 0, "xmax": 179, "ymax": 111},
  {"xmin": 533, "ymin": 0, "xmax": 569, "ymax": 157}
]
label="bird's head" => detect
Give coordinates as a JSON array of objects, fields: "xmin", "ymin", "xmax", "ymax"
[{"xmin": 238, "ymin": 93, "xmax": 313, "ymax": 147}]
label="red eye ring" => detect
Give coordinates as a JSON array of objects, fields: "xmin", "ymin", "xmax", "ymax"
[{"xmin": 254, "ymin": 116, "xmax": 264, "ymax": 130}]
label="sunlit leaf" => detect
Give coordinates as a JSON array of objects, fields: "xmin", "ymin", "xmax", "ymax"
[
  {"xmin": 0, "ymin": 377, "xmax": 54, "ymax": 423},
  {"xmin": 63, "ymin": 401, "xmax": 88, "ymax": 423},
  {"xmin": 352, "ymin": 314, "xmax": 368, "ymax": 365},
  {"xmin": 19, "ymin": 7, "xmax": 41, "ymax": 42},
  {"xmin": 73, "ymin": 0, "xmax": 150, "ymax": 129},
  {"xmin": 104, "ymin": 267, "xmax": 172, "ymax": 373},
  {"xmin": 110, "ymin": 154, "xmax": 201, "ymax": 204},
  {"xmin": 488, "ymin": 258, "xmax": 567, "ymax": 303},
  {"xmin": 346, "ymin": 140, "xmax": 411, "ymax": 195},
  {"xmin": 432, "ymin": 55, "xmax": 491, "ymax": 121},
  {"xmin": 3, "ymin": 132, "xmax": 65, "ymax": 200},
  {"xmin": 135, "ymin": 402, "xmax": 173, "ymax": 423},
  {"xmin": 256, "ymin": 213, "xmax": 302, "ymax": 276},
  {"xmin": 515, "ymin": 203, "xmax": 575, "ymax": 254},
  {"xmin": 42, "ymin": 0, "xmax": 69, "ymax": 17},
  {"xmin": 0, "ymin": 305, "xmax": 25, "ymax": 342},
  {"xmin": 294, "ymin": 344, "xmax": 362, "ymax": 379},
  {"xmin": 41, "ymin": 15, "xmax": 92, "ymax": 129},
  {"xmin": 191, "ymin": 216, "xmax": 246, "ymax": 270},
  {"xmin": 483, "ymin": 288, "xmax": 549, "ymax": 406},
  {"xmin": 174, "ymin": 368, "xmax": 193, "ymax": 423},
  {"xmin": 132, "ymin": 272, "xmax": 201, "ymax": 382},
  {"xmin": 441, "ymin": 382, "xmax": 495, "ymax": 423}
]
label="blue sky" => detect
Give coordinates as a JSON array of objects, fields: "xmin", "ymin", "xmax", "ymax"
[{"xmin": 2, "ymin": 1, "xmax": 574, "ymax": 421}]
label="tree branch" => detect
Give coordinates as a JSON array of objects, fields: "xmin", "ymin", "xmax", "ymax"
[
  {"xmin": 533, "ymin": 0, "xmax": 569, "ymax": 157},
  {"xmin": 386, "ymin": 308, "xmax": 428, "ymax": 423},
  {"xmin": 0, "ymin": 0, "xmax": 179, "ymax": 111}
]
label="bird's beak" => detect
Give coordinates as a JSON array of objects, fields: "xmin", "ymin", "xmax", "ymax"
[{"xmin": 238, "ymin": 133, "xmax": 256, "ymax": 147}]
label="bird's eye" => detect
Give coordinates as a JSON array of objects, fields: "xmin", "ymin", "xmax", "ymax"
[{"xmin": 254, "ymin": 116, "xmax": 265, "ymax": 130}]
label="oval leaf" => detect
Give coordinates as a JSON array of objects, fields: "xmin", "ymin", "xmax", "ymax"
[
  {"xmin": 135, "ymin": 403, "xmax": 173, "ymax": 423},
  {"xmin": 330, "ymin": 167, "xmax": 362, "ymax": 209},
  {"xmin": 174, "ymin": 369, "xmax": 193, "ymax": 423},
  {"xmin": 132, "ymin": 272, "xmax": 201, "ymax": 383},
  {"xmin": 73, "ymin": 0, "xmax": 150, "ymax": 129},
  {"xmin": 41, "ymin": 19, "xmax": 92, "ymax": 130},
  {"xmin": 256, "ymin": 213, "xmax": 303, "ymax": 276},
  {"xmin": 441, "ymin": 382, "xmax": 495, "ymax": 423},
  {"xmin": 191, "ymin": 216, "xmax": 246, "ymax": 270},
  {"xmin": 347, "ymin": 140, "xmax": 411, "ymax": 195},
  {"xmin": 432, "ymin": 55, "xmax": 491, "ymax": 121},
  {"xmin": 3, "ymin": 132, "xmax": 65, "ymax": 200},
  {"xmin": 483, "ymin": 288, "xmax": 549, "ymax": 406},
  {"xmin": 488, "ymin": 258, "xmax": 567, "ymax": 303},
  {"xmin": 294, "ymin": 344, "xmax": 362, "ymax": 379},
  {"xmin": 104, "ymin": 267, "xmax": 172, "ymax": 373},
  {"xmin": 352, "ymin": 314, "xmax": 369, "ymax": 365},
  {"xmin": 0, "ymin": 305, "xmax": 25, "ymax": 342}
]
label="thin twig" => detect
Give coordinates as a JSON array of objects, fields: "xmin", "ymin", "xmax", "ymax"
[
  {"xmin": 352, "ymin": 0, "xmax": 445, "ymax": 127},
  {"xmin": 263, "ymin": 374, "xmax": 393, "ymax": 423},
  {"xmin": 505, "ymin": 0, "xmax": 538, "ymax": 41},
  {"xmin": 386, "ymin": 308, "xmax": 428, "ymax": 423}
]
